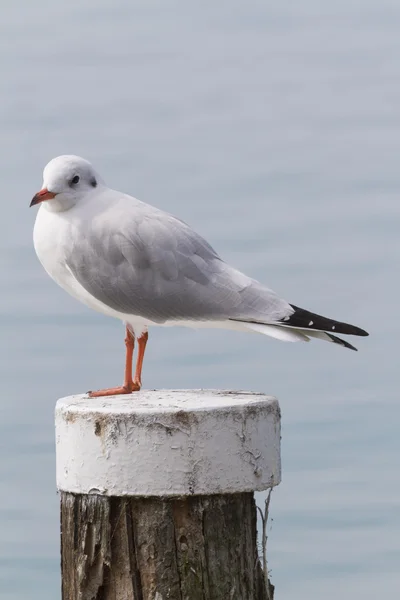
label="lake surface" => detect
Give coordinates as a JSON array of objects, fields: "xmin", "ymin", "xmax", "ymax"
[{"xmin": 1, "ymin": 1, "xmax": 399, "ymax": 598}]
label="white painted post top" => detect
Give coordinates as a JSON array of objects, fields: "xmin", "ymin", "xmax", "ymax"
[{"xmin": 55, "ymin": 390, "xmax": 281, "ymax": 497}]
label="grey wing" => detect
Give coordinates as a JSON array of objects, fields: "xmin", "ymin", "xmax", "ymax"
[{"xmin": 66, "ymin": 204, "xmax": 292, "ymax": 324}]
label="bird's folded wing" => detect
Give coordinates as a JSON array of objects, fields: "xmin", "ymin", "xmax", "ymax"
[{"xmin": 66, "ymin": 203, "xmax": 292, "ymax": 324}]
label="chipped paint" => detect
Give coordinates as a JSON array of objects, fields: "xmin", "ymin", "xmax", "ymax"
[{"xmin": 55, "ymin": 389, "xmax": 281, "ymax": 497}]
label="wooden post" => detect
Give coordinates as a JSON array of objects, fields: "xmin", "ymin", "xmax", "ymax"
[{"xmin": 56, "ymin": 390, "xmax": 281, "ymax": 600}]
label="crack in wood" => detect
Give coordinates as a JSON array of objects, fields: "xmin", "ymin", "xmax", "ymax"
[{"xmin": 60, "ymin": 492, "xmax": 273, "ymax": 600}]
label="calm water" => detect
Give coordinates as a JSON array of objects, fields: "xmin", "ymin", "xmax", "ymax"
[{"xmin": 1, "ymin": 2, "xmax": 399, "ymax": 598}]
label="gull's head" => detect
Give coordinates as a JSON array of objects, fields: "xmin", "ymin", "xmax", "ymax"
[{"xmin": 30, "ymin": 155, "xmax": 104, "ymax": 212}]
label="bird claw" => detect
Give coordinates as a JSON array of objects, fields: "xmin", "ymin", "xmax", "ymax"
[{"xmin": 87, "ymin": 382, "xmax": 141, "ymax": 398}]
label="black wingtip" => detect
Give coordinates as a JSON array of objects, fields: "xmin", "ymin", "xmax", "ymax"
[
  {"xmin": 284, "ymin": 305, "xmax": 369, "ymax": 337},
  {"xmin": 327, "ymin": 333, "xmax": 358, "ymax": 351},
  {"xmin": 358, "ymin": 328, "xmax": 369, "ymax": 337}
]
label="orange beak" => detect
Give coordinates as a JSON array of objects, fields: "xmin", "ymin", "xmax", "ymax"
[{"xmin": 30, "ymin": 188, "xmax": 56, "ymax": 207}]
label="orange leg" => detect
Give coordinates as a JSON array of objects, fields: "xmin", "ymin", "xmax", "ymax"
[
  {"xmin": 132, "ymin": 331, "xmax": 149, "ymax": 391},
  {"xmin": 88, "ymin": 327, "xmax": 136, "ymax": 398}
]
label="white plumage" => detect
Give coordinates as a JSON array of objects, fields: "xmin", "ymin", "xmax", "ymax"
[{"xmin": 31, "ymin": 155, "xmax": 368, "ymax": 395}]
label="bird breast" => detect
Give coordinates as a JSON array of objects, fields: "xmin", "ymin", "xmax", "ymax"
[{"xmin": 33, "ymin": 207, "xmax": 126, "ymax": 321}]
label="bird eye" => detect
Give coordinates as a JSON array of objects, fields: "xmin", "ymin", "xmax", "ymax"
[{"xmin": 70, "ymin": 175, "xmax": 80, "ymax": 186}]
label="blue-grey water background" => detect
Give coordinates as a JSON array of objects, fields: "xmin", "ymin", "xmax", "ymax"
[{"xmin": 1, "ymin": 1, "xmax": 399, "ymax": 598}]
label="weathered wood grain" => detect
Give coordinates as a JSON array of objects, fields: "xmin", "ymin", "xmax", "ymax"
[{"xmin": 60, "ymin": 491, "xmax": 273, "ymax": 600}]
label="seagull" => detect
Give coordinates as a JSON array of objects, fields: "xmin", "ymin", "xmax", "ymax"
[{"xmin": 30, "ymin": 155, "xmax": 369, "ymax": 397}]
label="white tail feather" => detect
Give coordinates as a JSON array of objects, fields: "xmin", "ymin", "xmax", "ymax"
[
  {"xmin": 293, "ymin": 329, "xmax": 336, "ymax": 344},
  {"xmin": 244, "ymin": 322, "xmax": 310, "ymax": 343}
]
